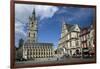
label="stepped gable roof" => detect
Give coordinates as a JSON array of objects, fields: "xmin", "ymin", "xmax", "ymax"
[
  {"xmin": 65, "ymin": 23, "xmax": 73, "ymax": 31},
  {"xmin": 65, "ymin": 23, "xmax": 78, "ymax": 32},
  {"xmin": 81, "ymin": 26, "xmax": 90, "ymax": 31},
  {"xmin": 80, "ymin": 26, "xmax": 90, "ymax": 36},
  {"xmin": 70, "ymin": 24, "xmax": 77, "ymax": 31}
]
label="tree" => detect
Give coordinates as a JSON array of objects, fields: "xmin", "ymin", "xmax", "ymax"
[
  {"xmin": 16, "ymin": 38, "xmax": 24, "ymax": 61},
  {"xmin": 18, "ymin": 38, "xmax": 24, "ymax": 48}
]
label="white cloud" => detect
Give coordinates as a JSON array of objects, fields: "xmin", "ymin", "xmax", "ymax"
[
  {"xmin": 35, "ymin": 5, "xmax": 58, "ymax": 20},
  {"xmin": 15, "ymin": 31, "xmax": 26, "ymax": 47},
  {"xmin": 15, "ymin": 20, "xmax": 27, "ymax": 36},
  {"xmin": 15, "ymin": 21, "xmax": 27, "ymax": 47},
  {"xmin": 15, "ymin": 4, "xmax": 58, "ymax": 47},
  {"xmin": 15, "ymin": 4, "xmax": 58, "ymax": 21}
]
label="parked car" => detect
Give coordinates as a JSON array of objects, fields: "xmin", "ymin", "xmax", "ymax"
[{"xmin": 82, "ymin": 48, "xmax": 90, "ymax": 58}]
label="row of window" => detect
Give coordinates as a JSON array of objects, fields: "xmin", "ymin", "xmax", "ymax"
[
  {"xmin": 24, "ymin": 49, "xmax": 52, "ymax": 51},
  {"xmin": 59, "ymin": 40, "xmax": 80, "ymax": 49},
  {"xmin": 60, "ymin": 32, "xmax": 79, "ymax": 44},
  {"xmin": 24, "ymin": 46, "xmax": 52, "ymax": 49},
  {"xmin": 81, "ymin": 41, "xmax": 91, "ymax": 48},
  {"xmin": 27, "ymin": 52, "xmax": 53, "ymax": 55},
  {"xmin": 80, "ymin": 34, "xmax": 90, "ymax": 41}
]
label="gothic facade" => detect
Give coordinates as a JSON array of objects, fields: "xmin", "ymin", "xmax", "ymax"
[
  {"xmin": 16, "ymin": 9, "xmax": 54, "ymax": 60},
  {"xmin": 58, "ymin": 21, "xmax": 81, "ymax": 56}
]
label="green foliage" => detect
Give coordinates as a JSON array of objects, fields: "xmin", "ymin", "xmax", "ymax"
[{"xmin": 19, "ymin": 38, "xmax": 24, "ymax": 48}]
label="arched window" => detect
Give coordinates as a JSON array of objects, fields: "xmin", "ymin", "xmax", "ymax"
[{"xmin": 32, "ymin": 22, "xmax": 34, "ymax": 27}]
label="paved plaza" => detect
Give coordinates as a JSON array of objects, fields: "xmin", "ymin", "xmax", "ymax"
[{"xmin": 16, "ymin": 57, "xmax": 96, "ymax": 65}]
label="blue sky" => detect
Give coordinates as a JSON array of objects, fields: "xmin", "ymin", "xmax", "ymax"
[{"xmin": 15, "ymin": 4, "xmax": 95, "ymax": 48}]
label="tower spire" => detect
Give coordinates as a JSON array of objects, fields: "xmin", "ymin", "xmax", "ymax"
[
  {"xmin": 27, "ymin": 7, "xmax": 38, "ymax": 43},
  {"xmin": 32, "ymin": 8, "xmax": 36, "ymax": 20}
]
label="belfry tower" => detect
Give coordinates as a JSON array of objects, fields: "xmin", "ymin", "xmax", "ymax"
[{"xmin": 28, "ymin": 8, "xmax": 38, "ymax": 43}]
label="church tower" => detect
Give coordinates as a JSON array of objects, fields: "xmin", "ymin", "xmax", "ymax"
[
  {"xmin": 61, "ymin": 20, "xmax": 68, "ymax": 38},
  {"xmin": 28, "ymin": 9, "xmax": 38, "ymax": 43}
]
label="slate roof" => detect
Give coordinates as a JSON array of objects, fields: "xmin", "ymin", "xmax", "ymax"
[
  {"xmin": 65, "ymin": 23, "xmax": 73, "ymax": 32},
  {"xmin": 64, "ymin": 23, "xmax": 79, "ymax": 32}
]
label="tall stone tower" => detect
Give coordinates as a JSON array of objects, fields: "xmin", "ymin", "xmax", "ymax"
[
  {"xmin": 28, "ymin": 9, "xmax": 38, "ymax": 43},
  {"xmin": 61, "ymin": 21, "xmax": 68, "ymax": 38}
]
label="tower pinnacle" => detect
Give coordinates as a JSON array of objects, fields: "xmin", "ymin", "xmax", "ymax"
[{"xmin": 32, "ymin": 8, "xmax": 36, "ymax": 20}]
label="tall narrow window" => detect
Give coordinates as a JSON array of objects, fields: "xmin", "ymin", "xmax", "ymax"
[
  {"xmin": 29, "ymin": 32, "xmax": 30, "ymax": 37},
  {"xmin": 34, "ymin": 33, "xmax": 35, "ymax": 38},
  {"xmin": 32, "ymin": 22, "xmax": 33, "ymax": 27}
]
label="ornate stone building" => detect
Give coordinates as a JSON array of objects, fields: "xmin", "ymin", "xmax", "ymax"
[
  {"xmin": 16, "ymin": 9, "xmax": 54, "ymax": 60},
  {"xmin": 80, "ymin": 27, "xmax": 90, "ymax": 49},
  {"xmin": 80, "ymin": 24, "xmax": 95, "ymax": 56},
  {"xmin": 23, "ymin": 43, "xmax": 53, "ymax": 59},
  {"xmin": 58, "ymin": 21, "xmax": 81, "ymax": 56}
]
